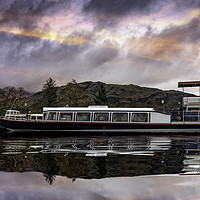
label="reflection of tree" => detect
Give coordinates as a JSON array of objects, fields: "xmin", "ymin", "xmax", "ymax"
[
  {"xmin": 95, "ymin": 157, "xmax": 107, "ymax": 178},
  {"xmin": 0, "ymin": 138, "xmax": 188, "ymax": 180},
  {"xmin": 38, "ymin": 154, "xmax": 60, "ymax": 185},
  {"xmin": 43, "ymin": 173, "xmax": 56, "ymax": 185},
  {"xmin": 72, "ymin": 177, "xmax": 76, "ymax": 182}
]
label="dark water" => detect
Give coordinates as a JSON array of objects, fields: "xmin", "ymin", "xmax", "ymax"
[{"xmin": 1, "ymin": 134, "xmax": 200, "ymax": 199}]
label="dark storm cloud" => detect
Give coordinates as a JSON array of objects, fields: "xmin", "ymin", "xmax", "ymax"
[
  {"xmin": 0, "ymin": 32, "xmax": 86, "ymax": 69},
  {"xmin": 0, "ymin": 30, "xmax": 91, "ymax": 91},
  {"xmin": 0, "ymin": 28, "xmax": 122, "ymax": 91},
  {"xmin": 83, "ymin": 0, "xmax": 200, "ymax": 16},
  {"xmin": 82, "ymin": 0, "xmax": 170, "ymax": 29},
  {"xmin": 83, "ymin": 0, "xmax": 159, "ymax": 16},
  {"xmin": 175, "ymin": 0, "xmax": 200, "ymax": 9},
  {"xmin": 0, "ymin": 0, "xmax": 71, "ymax": 30}
]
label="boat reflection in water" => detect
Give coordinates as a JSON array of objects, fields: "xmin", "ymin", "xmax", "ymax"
[{"xmin": 1, "ymin": 134, "xmax": 200, "ymax": 199}]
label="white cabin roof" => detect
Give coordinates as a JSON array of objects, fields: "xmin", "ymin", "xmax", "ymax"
[
  {"xmin": 43, "ymin": 106, "xmax": 155, "ymax": 112},
  {"xmin": 6, "ymin": 110, "xmax": 20, "ymax": 112},
  {"xmin": 31, "ymin": 114, "xmax": 43, "ymax": 116}
]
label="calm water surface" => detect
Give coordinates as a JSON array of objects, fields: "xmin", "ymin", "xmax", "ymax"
[{"xmin": 1, "ymin": 133, "xmax": 200, "ymax": 199}]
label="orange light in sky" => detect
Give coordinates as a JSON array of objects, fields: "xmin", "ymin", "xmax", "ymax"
[{"xmin": 0, "ymin": 27, "xmax": 87, "ymax": 45}]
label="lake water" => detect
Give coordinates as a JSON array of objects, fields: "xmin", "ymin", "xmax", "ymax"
[{"xmin": 1, "ymin": 133, "xmax": 200, "ymax": 199}]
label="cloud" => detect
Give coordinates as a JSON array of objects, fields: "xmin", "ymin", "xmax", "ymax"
[
  {"xmin": 0, "ymin": 0, "xmax": 199, "ymax": 93},
  {"xmin": 0, "ymin": 30, "xmax": 90, "ymax": 91},
  {"xmin": 0, "ymin": 0, "xmax": 72, "ymax": 30},
  {"xmin": 175, "ymin": 0, "xmax": 200, "ymax": 10},
  {"xmin": 124, "ymin": 14, "xmax": 200, "ymax": 65},
  {"xmin": 83, "ymin": 0, "xmax": 162, "ymax": 16},
  {"xmin": 0, "ymin": 28, "xmax": 119, "ymax": 91},
  {"xmin": 0, "ymin": 31, "xmax": 87, "ymax": 65},
  {"xmin": 157, "ymin": 16, "xmax": 200, "ymax": 43},
  {"xmin": 84, "ymin": 47, "xmax": 119, "ymax": 67},
  {"xmin": 82, "ymin": 0, "xmax": 170, "ymax": 29}
]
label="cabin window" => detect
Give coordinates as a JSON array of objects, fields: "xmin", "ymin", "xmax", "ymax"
[
  {"xmin": 131, "ymin": 113, "xmax": 148, "ymax": 122},
  {"xmin": 16, "ymin": 116, "xmax": 20, "ymax": 120},
  {"xmin": 31, "ymin": 116, "xmax": 36, "ymax": 120},
  {"xmin": 37, "ymin": 116, "xmax": 43, "ymax": 121},
  {"xmin": 112, "ymin": 113, "xmax": 128, "ymax": 122},
  {"xmin": 43, "ymin": 112, "xmax": 47, "ymax": 120},
  {"xmin": 94, "ymin": 113, "xmax": 109, "ymax": 121},
  {"xmin": 47, "ymin": 112, "xmax": 57, "ymax": 120},
  {"xmin": 76, "ymin": 113, "xmax": 91, "ymax": 121},
  {"xmin": 10, "ymin": 116, "xmax": 15, "ymax": 120},
  {"xmin": 59, "ymin": 112, "xmax": 73, "ymax": 121}
]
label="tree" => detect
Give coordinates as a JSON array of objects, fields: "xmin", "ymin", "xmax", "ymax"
[
  {"xmin": 94, "ymin": 85, "xmax": 109, "ymax": 105},
  {"xmin": 0, "ymin": 86, "xmax": 26, "ymax": 115},
  {"xmin": 60, "ymin": 79, "xmax": 88, "ymax": 106},
  {"xmin": 42, "ymin": 77, "xmax": 57, "ymax": 107}
]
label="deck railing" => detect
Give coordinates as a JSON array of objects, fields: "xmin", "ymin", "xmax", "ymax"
[
  {"xmin": 171, "ymin": 111, "xmax": 200, "ymax": 122},
  {"xmin": 183, "ymin": 97, "xmax": 200, "ymax": 110}
]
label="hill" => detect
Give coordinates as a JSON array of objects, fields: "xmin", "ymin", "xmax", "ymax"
[{"xmin": 22, "ymin": 81, "xmax": 193, "ymax": 114}]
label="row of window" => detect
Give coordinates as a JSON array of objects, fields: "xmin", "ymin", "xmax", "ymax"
[
  {"xmin": 5, "ymin": 115, "xmax": 43, "ymax": 121},
  {"xmin": 46, "ymin": 112, "xmax": 149, "ymax": 123},
  {"xmin": 5, "ymin": 115, "xmax": 27, "ymax": 120}
]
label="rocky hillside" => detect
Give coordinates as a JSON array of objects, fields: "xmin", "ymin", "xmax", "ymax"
[{"xmin": 23, "ymin": 81, "xmax": 193, "ymax": 114}]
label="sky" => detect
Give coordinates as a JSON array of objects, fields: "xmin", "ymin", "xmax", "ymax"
[
  {"xmin": 2, "ymin": 172, "xmax": 200, "ymax": 200},
  {"xmin": 0, "ymin": 0, "xmax": 200, "ymax": 92}
]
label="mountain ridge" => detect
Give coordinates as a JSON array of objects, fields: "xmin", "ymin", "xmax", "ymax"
[{"xmin": 25, "ymin": 81, "xmax": 193, "ymax": 114}]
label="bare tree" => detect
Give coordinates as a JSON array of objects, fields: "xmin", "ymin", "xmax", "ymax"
[{"xmin": 0, "ymin": 86, "xmax": 26, "ymax": 115}]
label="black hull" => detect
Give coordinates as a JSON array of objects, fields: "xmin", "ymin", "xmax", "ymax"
[{"xmin": 1, "ymin": 118, "xmax": 200, "ymax": 134}]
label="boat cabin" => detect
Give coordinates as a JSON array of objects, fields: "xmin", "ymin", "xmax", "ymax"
[
  {"xmin": 4, "ymin": 110, "xmax": 26, "ymax": 120},
  {"xmin": 43, "ymin": 106, "xmax": 171, "ymax": 123},
  {"xmin": 171, "ymin": 81, "xmax": 200, "ymax": 122},
  {"xmin": 4, "ymin": 110, "xmax": 43, "ymax": 121},
  {"xmin": 30, "ymin": 114, "xmax": 43, "ymax": 121}
]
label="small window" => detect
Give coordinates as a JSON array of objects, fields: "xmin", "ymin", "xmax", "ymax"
[
  {"xmin": 76, "ymin": 113, "xmax": 91, "ymax": 121},
  {"xmin": 43, "ymin": 113, "xmax": 47, "ymax": 120},
  {"xmin": 47, "ymin": 112, "xmax": 57, "ymax": 120},
  {"xmin": 31, "ymin": 116, "xmax": 37, "ymax": 120},
  {"xmin": 37, "ymin": 116, "xmax": 43, "ymax": 121},
  {"xmin": 112, "ymin": 113, "xmax": 128, "ymax": 122},
  {"xmin": 59, "ymin": 112, "xmax": 73, "ymax": 121},
  {"xmin": 131, "ymin": 113, "xmax": 148, "ymax": 122},
  {"xmin": 94, "ymin": 113, "xmax": 109, "ymax": 121},
  {"xmin": 16, "ymin": 116, "xmax": 21, "ymax": 120}
]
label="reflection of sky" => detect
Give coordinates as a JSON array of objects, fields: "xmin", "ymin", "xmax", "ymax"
[{"xmin": 1, "ymin": 172, "xmax": 200, "ymax": 200}]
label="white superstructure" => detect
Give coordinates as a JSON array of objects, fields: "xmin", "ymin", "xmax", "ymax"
[
  {"xmin": 4, "ymin": 110, "xmax": 42, "ymax": 121},
  {"xmin": 43, "ymin": 106, "xmax": 171, "ymax": 124}
]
